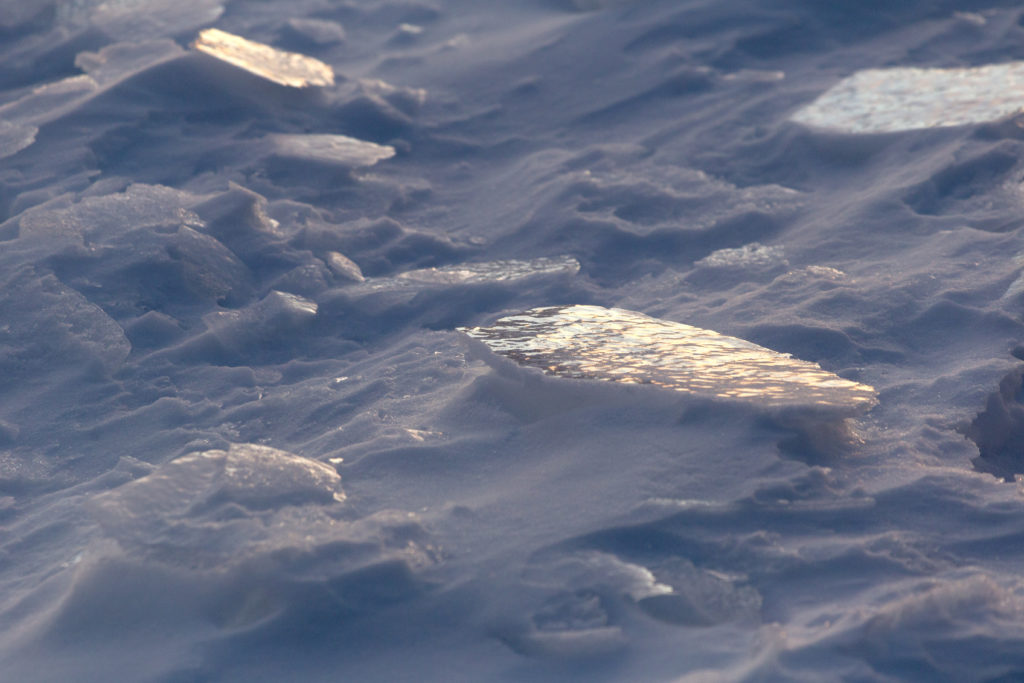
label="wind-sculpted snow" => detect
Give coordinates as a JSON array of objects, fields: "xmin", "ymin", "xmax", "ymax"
[
  {"xmin": 192, "ymin": 28, "xmax": 335, "ymax": 88},
  {"xmin": 792, "ymin": 63, "xmax": 1024, "ymax": 134},
  {"xmin": 460, "ymin": 305, "xmax": 877, "ymax": 416},
  {"xmin": 7, "ymin": 1, "xmax": 1024, "ymax": 681}
]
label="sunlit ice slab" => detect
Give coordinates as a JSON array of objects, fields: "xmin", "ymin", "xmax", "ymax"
[
  {"xmin": 791, "ymin": 63, "xmax": 1024, "ymax": 134},
  {"xmin": 267, "ymin": 133, "xmax": 395, "ymax": 167},
  {"xmin": 458, "ymin": 305, "xmax": 877, "ymax": 418},
  {"xmin": 192, "ymin": 27, "xmax": 334, "ymax": 88}
]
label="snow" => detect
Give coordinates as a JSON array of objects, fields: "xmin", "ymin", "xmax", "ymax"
[{"xmin": 4, "ymin": 1, "xmax": 1024, "ymax": 681}]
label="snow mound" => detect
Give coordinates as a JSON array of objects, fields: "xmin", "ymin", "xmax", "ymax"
[
  {"xmin": 792, "ymin": 63, "xmax": 1024, "ymax": 134},
  {"xmin": 459, "ymin": 305, "xmax": 877, "ymax": 417},
  {"xmin": 192, "ymin": 28, "xmax": 335, "ymax": 88}
]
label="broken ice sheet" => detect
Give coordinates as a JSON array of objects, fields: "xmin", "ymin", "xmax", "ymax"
[
  {"xmin": 459, "ymin": 305, "xmax": 877, "ymax": 416},
  {"xmin": 395, "ymin": 256, "xmax": 580, "ymax": 286},
  {"xmin": 192, "ymin": 28, "xmax": 335, "ymax": 88},
  {"xmin": 267, "ymin": 134, "xmax": 395, "ymax": 168},
  {"xmin": 58, "ymin": 0, "xmax": 223, "ymax": 39},
  {"xmin": 791, "ymin": 63, "xmax": 1024, "ymax": 134},
  {"xmin": 695, "ymin": 243, "xmax": 787, "ymax": 270}
]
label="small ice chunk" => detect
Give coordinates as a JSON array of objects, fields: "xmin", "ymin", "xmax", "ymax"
[
  {"xmin": 792, "ymin": 63, "xmax": 1024, "ymax": 134},
  {"xmin": 695, "ymin": 243, "xmax": 787, "ymax": 270},
  {"xmin": 0, "ymin": 121, "xmax": 37, "ymax": 159},
  {"xmin": 458, "ymin": 304, "xmax": 877, "ymax": 416},
  {"xmin": 92, "ymin": 443, "xmax": 342, "ymax": 519},
  {"xmin": 192, "ymin": 28, "xmax": 335, "ymax": 88},
  {"xmin": 325, "ymin": 251, "xmax": 365, "ymax": 282},
  {"xmin": 204, "ymin": 290, "xmax": 317, "ymax": 353},
  {"xmin": 348, "ymin": 256, "xmax": 580, "ymax": 298},
  {"xmin": 90, "ymin": 443, "xmax": 344, "ymax": 555},
  {"xmin": 268, "ymin": 133, "xmax": 395, "ymax": 167},
  {"xmin": 395, "ymin": 256, "xmax": 580, "ymax": 287}
]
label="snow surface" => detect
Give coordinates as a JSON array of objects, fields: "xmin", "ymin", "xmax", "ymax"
[{"xmin": 5, "ymin": 1, "xmax": 1024, "ymax": 681}]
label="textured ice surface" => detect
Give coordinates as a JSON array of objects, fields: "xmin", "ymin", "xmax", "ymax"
[
  {"xmin": 58, "ymin": 0, "xmax": 224, "ymax": 38},
  {"xmin": 192, "ymin": 28, "xmax": 335, "ymax": 88},
  {"xmin": 395, "ymin": 255, "xmax": 580, "ymax": 286},
  {"xmin": 460, "ymin": 305, "xmax": 877, "ymax": 414},
  {"xmin": 268, "ymin": 134, "xmax": 395, "ymax": 167},
  {"xmin": 7, "ymin": 2, "xmax": 1024, "ymax": 681},
  {"xmin": 792, "ymin": 63, "xmax": 1024, "ymax": 133},
  {"xmin": 352, "ymin": 255, "xmax": 580, "ymax": 295},
  {"xmin": 695, "ymin": 243, "xmax": 787, "ymax": 270}
]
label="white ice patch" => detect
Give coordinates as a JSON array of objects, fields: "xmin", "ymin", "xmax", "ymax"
[
  {"xmin": 267, "ymin": 133, "xmax": 395, "ymax": 168},
  {"xmin": 356, "ymin": 256, "xmax": 580, "ymax": 294},
  {"xmin": 18, "ymin": 183, "xmax": 202, "ymax": 246},
  {"xmin": 792, "ymin": 63, "xmax": 1024, "ymax": 134},
  {"xmin": 695, "ymin": 243, "xmax": 787, "ymax": 270},
  {"xmin": 325, "ymin": 251, "xmax": 365, "ymax": 282},
  {"xmin": 192, "ymin": 28, "xmax": 335, "ymax": 88},
  {"xmin": 459, "ymin": 305, "xmax": 877, "ymax": 415}
]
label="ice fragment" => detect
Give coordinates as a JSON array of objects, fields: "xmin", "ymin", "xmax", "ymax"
[
  {"xmin": 459, "ymin": 305, "xmax": 877, "ymax": 415},
  {"xmin": 193, "ymin": 28, "xmax": 335, "ymax": 88},
  {"xmin": 792, "ymin": 63, "xmax": 1024, "ymax": 134},
  {"xmin": 268, "ymin": 133, "xmax": 394, "ymax": 167}
]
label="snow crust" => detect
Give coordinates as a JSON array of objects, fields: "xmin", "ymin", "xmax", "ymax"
[{"xmin": 4, "ymin": 1, "xmax": 1024, "ymax": 681}]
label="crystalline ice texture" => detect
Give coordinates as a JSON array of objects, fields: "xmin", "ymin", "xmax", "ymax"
[
  {"xmin": 395, "ymin": 256, "xmax": 581, "ymax": 286},
  {"xmin": 459, "ymin": 305, "xmax": 877, "ymax": 415},
  {"xmin": 791, "ymin": 63, "xmax": 1024, "ymax": 134},
  {"xmin": 192, "ymin": 27, "xmax": 335, "ymax": 88},
  {"xmin": 268, "ymin": 133, "xmax": 395, "ymax": 167}
]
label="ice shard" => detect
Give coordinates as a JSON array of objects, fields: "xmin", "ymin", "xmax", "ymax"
[
  {"xmin": 192, "ymin": 27, "xmax": 335, "ymax": 88},
  {"xmin": 394, "ymin": 256, "xmax": 580, "ymax": 286},
  {"xmin": 458, "ymin": 305, "xmax": 877, "ymax": 416},
  {"xmin": 791, "ymin": 63, "xmax": 1024, "ymax": 134},
  {"xmin": 267, "ymin": 133, "xmax": 395, "ymax": 167}
]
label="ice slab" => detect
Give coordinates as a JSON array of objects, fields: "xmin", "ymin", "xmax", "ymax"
[
  {"xmin": 356, "ymin": 256, "xmax": 581, "ymax": 294},
  {"xmin": 58, "ymin": 0, "xmax": 223, "ymax": 38},
  {"xmin": 267, "ymin": 133, "xmax": 395, "ymax": 167},
  {"xmin": 89, "ymin": 443, "xmax": 346, "ymax": 565},
  {"xmin": 459, "ymin": 305, "xmax": 877, "ymax": 416},
  {"xmin": 192, "ymin": 28, "xmax": 335, "ymax": 88},
  {"xmin": 0, "ymin": 268, "xmax": 130, "ymax": 376},
  {"xmin": 0, "ymin": 40, "xmax": 184, "ymax": 157},
  {"xmin": 695, "ymin": 243, "xmax": 787, "ymax": 270},
  {"xmin": 792, "ymin": 63, "xmax": 1024, "ymax": 134},
  {"xmin": 397, "ymin": 255, "xmax": 580, "ymax": 286}
]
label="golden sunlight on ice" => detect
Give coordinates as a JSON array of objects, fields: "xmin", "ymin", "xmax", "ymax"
[
  {"xmin": 192, "ymin": 27, "xmax": 335, "ymax": 88},
  {"xmin": 459, "ymin": 305, "xmax": 878, "ymax": 415}
]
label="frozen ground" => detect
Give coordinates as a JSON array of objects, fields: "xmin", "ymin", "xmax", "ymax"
[{"xmin": 5, "ymin": 1, "xmax": 1024, "ymax": 680}]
